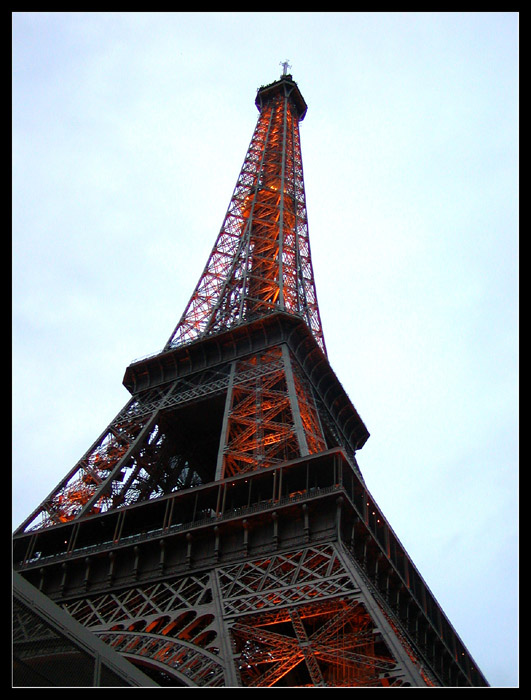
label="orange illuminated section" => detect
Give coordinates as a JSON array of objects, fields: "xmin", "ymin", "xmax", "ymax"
[
  {"xmin": 37, "ymin": 417, "xmax": 143, "ymax": 526},
  {"xmin": 220, "ymin": 345, "xmax": 327, "ymax": 479},
  {"xmin": 231, "ymin": 599, "xmax": 414, "ymax": 687},
  {"xmin": 222, "ymin": 347, "xmax": 300, "ymax": 477}
]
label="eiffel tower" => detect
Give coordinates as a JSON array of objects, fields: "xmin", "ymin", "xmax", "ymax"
[{"xmin": 13, "ymin": 69, "xmax": 489, "ymax": 687}]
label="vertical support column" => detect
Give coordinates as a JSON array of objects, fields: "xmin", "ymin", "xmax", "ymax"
[
  {"xmin": 277, "ymin": 93, "xmax": 289, "ymax": 310},
  {"xmin": 336, "ymin": 545, "xmax": 429, "ymax": 687},
  {"xmin": 215, "ymin": 362, "xmax": 236, "ymax": 481},
  {"xmin": 281, "ymin": 344, "xmax": 309, "ymax": 456},
  {"xmin": 211, "ymin": 569, "xmax": 240, "ymax": 687}
]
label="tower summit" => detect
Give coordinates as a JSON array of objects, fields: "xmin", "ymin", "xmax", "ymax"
[{"xmin": 13, "ymin": 70, "xmax": 488, "ymax": 687}]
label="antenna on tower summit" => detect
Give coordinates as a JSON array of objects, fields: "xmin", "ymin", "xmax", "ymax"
[{"xmin": 280, "ymin": 59, "xmax": 291, "ymax": 76}]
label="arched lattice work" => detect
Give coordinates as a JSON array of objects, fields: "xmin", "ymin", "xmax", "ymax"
[
  {"xmin": 61, "ymin": 544, "xmax": 429, "ymax": 687},
  {"xmin": 64, "ymin": 573, "xmax": 225, "ymax": 687}
]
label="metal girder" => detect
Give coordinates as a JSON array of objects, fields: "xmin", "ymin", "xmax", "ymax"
[{"xmin": 223, "ymin": 544, "xmax": 429, "ymax": 687}]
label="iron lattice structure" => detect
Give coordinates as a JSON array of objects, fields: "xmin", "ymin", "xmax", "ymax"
[
  {"xmin": 165, "ymin": 76, "xmax": 325, "ymax": 353},
  {"xmin": 13, "ymin": 73, "xmax": 488, "ymax": 688}
]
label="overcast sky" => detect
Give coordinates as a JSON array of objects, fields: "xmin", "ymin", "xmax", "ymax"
[{"xmin": 12, "ymin": 12, "xmax": 518, "ymax": 687}]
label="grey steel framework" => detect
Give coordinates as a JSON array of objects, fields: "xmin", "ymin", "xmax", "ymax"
[
  {"xmin": 13, "ymin": 572, "xmax": 158, "ymax": 686},
  {"xmin": 13, "ymin": 72, "xmax": 489, "ymax": 687}
]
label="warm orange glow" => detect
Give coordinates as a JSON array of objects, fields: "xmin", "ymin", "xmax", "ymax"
[
  {"xmin": 222, "ymin": 347, "xmax": 302, "ymax": 477},
  {"xmin": 231, "ymin": 598, "xmax": 412, "ymax": 687}
]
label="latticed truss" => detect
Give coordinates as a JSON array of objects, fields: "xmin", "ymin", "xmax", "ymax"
[
  {"xmin": 164, "ymin": 76, "xmax": 325, "ymax": 354},
  {"xmin": 17, "ymin": 337, "xmax": 334, "ymax": 531},
  {"xmin": 60, "ymin": 544, "xmax": 429, "ymax": 687},
  {"xmin": 232, "ymin": 602, "xmax": 404, "ymax": 687},
  {"xmin": 220, "ymin": 345, "xmax": 326, "ymax": 478},
  {"xmin": 65, "ymin": 573, "xmax": 225, "ymax": 687}
]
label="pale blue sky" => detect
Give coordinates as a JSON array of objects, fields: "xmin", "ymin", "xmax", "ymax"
[{"xmin": 12, "ymin": 12, "xmax": 518, "ymax": 687}]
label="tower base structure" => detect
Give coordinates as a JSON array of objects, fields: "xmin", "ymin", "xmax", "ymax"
[
  {"xmin": 14, "ymin": 315, "xmax": 487, "ymax": 687},
  {"xmin": 13, "ymin": 450, "xmax": 484, "ymax": 687}
]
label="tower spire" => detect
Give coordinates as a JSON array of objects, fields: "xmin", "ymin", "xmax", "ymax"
[{"xmin": 164, "ymin": 71, "xmax": 322, "ymax": 352}]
